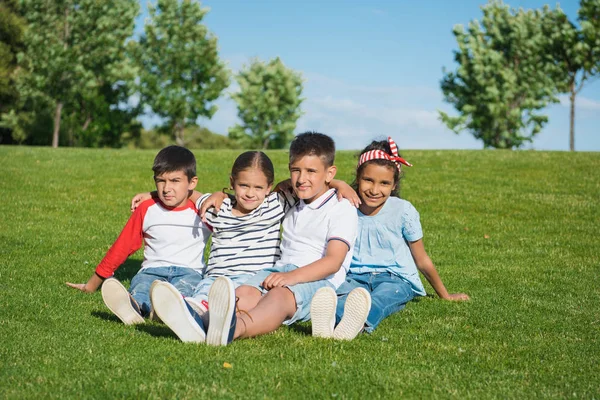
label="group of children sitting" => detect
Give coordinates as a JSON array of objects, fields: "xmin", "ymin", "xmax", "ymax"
[{"xmin": 67, "ymin": 132, "xmax": 469, "ymax": 346}]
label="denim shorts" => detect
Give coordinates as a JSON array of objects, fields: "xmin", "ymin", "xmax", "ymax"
[
  {"xmin": 190, "ymin": 273, "xmax": 253, "ymax": 303},
  {"xmin": 242, "ymin": 264, "xmax": 334, "ymax": 325}
]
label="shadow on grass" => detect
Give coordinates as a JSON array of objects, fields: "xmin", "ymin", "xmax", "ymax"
[
  {"xmin": 91, "ymin": 310, "xmax": 122, "ymax": 323},
  {"xmin": 135, "ymin": 323, "xmax": 179, "ymax": 340},
  {"xmin": 91, "ymin": 310, "xmax": 179, "ymax": 339},
  {"xmin": 113, "ymin": 259, "xmax": 142, "ymax": 282},
  {"xmin": 286, "ymin": 322, "xmax": 311, "ymax": 336}
]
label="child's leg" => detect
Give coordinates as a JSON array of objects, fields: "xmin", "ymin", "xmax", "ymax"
[
  {"xmin": 129, "ymin": 267, "xmax": 171, "ymax": 316},
  {"xmin": 335, "ymin": 274, "xmax": 370, "ymax": 324},
  {"xmin": 234, "ymin": 286, "xmax": 297, "ymax": 339},
  {"xmin": 365, "ymin": 272, "xmax": 414, "ymax": 333}
]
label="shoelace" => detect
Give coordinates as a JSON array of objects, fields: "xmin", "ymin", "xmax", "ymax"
[{"xmin": 235, "ymin": 296, "xmax": 254, "ymax": 322}]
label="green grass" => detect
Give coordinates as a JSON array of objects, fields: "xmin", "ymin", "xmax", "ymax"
[{"xmin": 1, "ymin": 146, "xmax": 599, "ymax": 399}]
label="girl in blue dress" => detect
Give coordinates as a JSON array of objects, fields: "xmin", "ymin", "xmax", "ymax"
[{"xmin": 311, "ymin": 137, "xmax": 469, "ymax": 340}]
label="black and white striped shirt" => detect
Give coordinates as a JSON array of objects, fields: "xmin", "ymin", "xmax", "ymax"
[{"xmin": 197, "ymin": 190, "xmax": 296, "ymax": 277}]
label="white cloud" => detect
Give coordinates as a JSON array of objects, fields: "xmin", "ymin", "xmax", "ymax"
[{"xmin": 558, "ymin": 94, "xmax": 600, "ymax": 111}]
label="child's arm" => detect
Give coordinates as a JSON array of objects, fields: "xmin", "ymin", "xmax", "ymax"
[
  {"xmin": 330, "ymin": 179, "xmax": 361, "ymax": 207},
  {"xmin": 409, "ymin": 239, "xmax": 469, "ymax": 301},
  {"xmin": 198, "ymin": 191, "xmax": 230, "ymax": 219},
  {"xmin": 262, "ymin": 240, "xmax": 349, "ymax": 289},
  {"xmin": 66, "ymin": 273, "xmax": 104, "ymax": 293},
  {"xmin": 130, "ymin": 190, "xmax": 203, "ymax": 211},
  {"xmin": 66, "ymin": 206, "xmax": 145, "ymax": 293}
]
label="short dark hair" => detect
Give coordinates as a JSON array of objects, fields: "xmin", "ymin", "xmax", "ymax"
[
  {"xmin": 353, "ymin": 139, "xmax": 403, "ymax": 198},
  {"xmin": 231, "ymin": 151, "xmax": 275, "ymax": 185},
  {"xmin": 289, "ymin": 132, "xmax": 335, "ymax": 167},
  {"xmin": 152, "ymin": 145, "xmax": 196, "ymax": 180}
]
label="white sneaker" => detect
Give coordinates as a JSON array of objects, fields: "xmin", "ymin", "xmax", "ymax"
[
  {"xmin": 101, "ymin": 278, "xmax": 144, "ymax": 325},
  {"xmin": 185, "ymin": 297, "xmax": 208, "ymax": 316},
  {"xmin": 310, "ymin": 286, "xmax": 337, "ymax": 338},
  {"xmin": 206, "ymin": 277, "xmax": 236, "ymax": 346},
  {"xmin": 333, "ymin": 288, "xmax": 371, "ymax": 341},
  {"xmin": 150, "ymin": 281, "xmax": 206, "ymax": 343}
]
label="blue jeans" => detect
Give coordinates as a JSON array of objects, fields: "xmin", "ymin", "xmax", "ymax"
[
  {"xmin": 336, "ymin": 272, "xmax": 415, "ymax": 333},
  {"xmin": 129, "ymin": 267, "xmax": 204, "ymax": 316}
]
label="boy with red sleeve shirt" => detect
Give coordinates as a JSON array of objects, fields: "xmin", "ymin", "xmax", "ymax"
[{"xmin": 67, "ymin": 146, "xmax": 211, "ymax": 324}]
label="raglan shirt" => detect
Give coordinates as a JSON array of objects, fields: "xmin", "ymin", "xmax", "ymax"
[
  {"xmin": 197, "ymin": 189, "xmax": 297, "ymax": 277},
  {"xmin": 95, "ymin": 199, "xmax": 210, "ymax": 279}
]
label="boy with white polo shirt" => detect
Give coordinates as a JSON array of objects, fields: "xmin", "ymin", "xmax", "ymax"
[{"xmin": 150, "ymin": 132, "xmax": 359, "ymax": 345}]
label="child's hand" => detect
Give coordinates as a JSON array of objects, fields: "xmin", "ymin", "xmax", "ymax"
[
  {"xmin": 330, "ymin": 179, "xmax": 361, "ymax": 207},
  {"xmin": 445, "ymin": 293, "xmax": 470, "ymax": 301},
  {"xmin": 199, "ymin": 192, "xmax": 228, "ymax": 222},
  {"xmin": 66, "ymin": 274, "xmax": 103, "ymax": 293},
  {"xmin": 131, "ymin": 192, "xmax": 152, "ymax": 211},
  {"xmin": 66, "ymin": 282, "xmax": 94, "ymax": 293},
  {"xmin": 261, "ymin": 272, "xmax": 299, "ymax": 290}
]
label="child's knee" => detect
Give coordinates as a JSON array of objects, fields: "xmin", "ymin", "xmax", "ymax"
[{"xmin": 235, "ymin": 285, "xmax": 262, "ymax": 310}]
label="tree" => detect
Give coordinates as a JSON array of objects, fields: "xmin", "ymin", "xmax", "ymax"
[
  {"xmin": 229, "ymin": 57, "xmax": 303, "ymax": 149},
  {"xmin": 135, "ymin": 0, "xmax": 230, "ymax": 146},
  {"xmin": 543, "ymin": 0, "xmax": 600, "ymax": 151},
  {"xmin": 439, "ymin": 1, "xmax": 561, "ymax": 149},
  {"xmin": 3, "ymin": 0, "xmax": 139, "ymax": 147},
  {"xmin": 0, "ymin": 0, "xmax": 25, "ymax": 143}
]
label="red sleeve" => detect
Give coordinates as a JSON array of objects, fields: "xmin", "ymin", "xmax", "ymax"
[{"xmin": 95, "ymin": 200, "xmax": 153, "ymax": 278}]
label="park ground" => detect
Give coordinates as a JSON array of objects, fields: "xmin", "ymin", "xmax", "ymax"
[{"xmin": 0, "ymin": 146, "xmax": 598, "ymax": 399}]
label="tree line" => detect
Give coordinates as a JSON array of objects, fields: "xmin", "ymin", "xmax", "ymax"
[
  {"xmin": 0, "ymin": 0, "xmax": 303, "ymax": 149},
  {"xmin": 440, "ymin": 0, "xmax": 600, "ymax": 151},
  {"xmin": 1, "ymin": 0, "xmax": 598, "ymax": 150}
]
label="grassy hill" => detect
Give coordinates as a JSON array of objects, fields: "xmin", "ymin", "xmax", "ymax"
[{"xmin": 1, "ymin": 146, "xmax": 598, "ymax": 399}]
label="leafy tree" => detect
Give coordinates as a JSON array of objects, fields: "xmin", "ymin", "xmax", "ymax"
[
  {"xmin": 0, "ymin": 0, "xmax": 25, "ymax": 143},
  {"xmin": 3, "ymin": 0, "xmax": 139, "ymax": 147},
  {"xmin": 135, "ymin": 0, "xmax": 230, "ymax": 146},
  {"xmin": 542, "ymin": 0, "xmax": 600, "ymax": 151},
  {"xmin": 229, "ymin": 57, "xmax": 303, "ymax": 149},
  {"xmin": 439, "ymin": 1, "xmax": 560, "ymax": 149}
]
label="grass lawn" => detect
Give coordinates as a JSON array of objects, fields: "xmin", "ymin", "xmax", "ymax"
[{"xmin": 1, "ymin": 146, "xmax": 598, "ymax": 399}]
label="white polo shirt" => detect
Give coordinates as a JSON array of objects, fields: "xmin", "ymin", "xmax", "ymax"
[{"xmin": 276, "ymin": 188, "xmax": 358, "ymax": 288}]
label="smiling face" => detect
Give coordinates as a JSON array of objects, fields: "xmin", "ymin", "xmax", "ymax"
[
  {"xmin": 289, "ymin": 154, "xmax": 336, "ymax": 203},
  {"xmin": 357, "ymin": 163, "xmax": 397, "ymax": 216},
  {"xmin": 231, "ymin": 167, "xmax": 272, "ymax": 215},
  {"xmin": 154, "ymin": 170, "xmax": 197, "ymax": 208}
]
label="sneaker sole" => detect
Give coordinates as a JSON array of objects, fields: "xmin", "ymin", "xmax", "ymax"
[
  {"xmin": 333, "ymin": 287, "xmax": 371, "ymax": 341},
  {"xmin": 206, "ymin": 277, "xmax": 235, "ymax": 346},
  {"xmin": 310, "ymin": 286, "xmax": 337, "ymax": 338},
  {"xmin": 150, "ymin": 281, "xmax": 206, "ymax": 343},
  {"xmin": 101, "ymin": 278, "xmax": 144, "ymax": 325}
]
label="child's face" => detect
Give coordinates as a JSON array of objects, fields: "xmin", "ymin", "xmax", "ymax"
[
  {"xmin": 289, "ymin": 154, "xmax": 336, "ymax": 203},
  {"xmin": 357, "ymin": 163, "xmax": 396, "ymax": 216},
  {"xmin": 154, "ymin": 170, "xmax": 197, "ymax": 208},
  {"xmin": 230, "ymin": 168, "xmax": 272, "ymax": 214}
]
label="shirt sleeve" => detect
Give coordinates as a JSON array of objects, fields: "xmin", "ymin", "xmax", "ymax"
[
  {"xmin": 277, "ymin": 188, "xmax": 298, "ymax": 213},
  {"xmin": 326, "ymin": 200, "xmax": 358, "ymax": 251},
  {"xmin": 402, "ymin": 201, "xmax": 423, "ymax": 242},
  {"xmin": 95, "ymin": 204, "xmax": 147, "ymax": 278}
]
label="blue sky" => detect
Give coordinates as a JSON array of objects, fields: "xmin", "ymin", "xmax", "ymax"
[{"xmin": 137, "ymin": 0, "xmax": 600, "ymax": 151}]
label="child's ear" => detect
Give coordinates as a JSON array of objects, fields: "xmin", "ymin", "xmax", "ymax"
[
  {"xmin": 325, "ymin": 165, "xmax": 337, "ymax": 184},
  {"xmin": 229, "ymin": 175, "xmax": 234, "ymax": 189},
  {"xmin": 188, "ymin": 176, "xmax": 198, "ymax": 190}
]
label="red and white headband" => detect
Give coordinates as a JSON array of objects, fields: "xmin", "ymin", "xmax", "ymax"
[{"xmin": 358, "ymin": 137, "xmax": 412, "ymax": 171}]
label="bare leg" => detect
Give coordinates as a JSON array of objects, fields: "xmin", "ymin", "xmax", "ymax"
[
  {"xmin": 235, "ymin": 285, "xmax": 262, "ymax": 311},
  {"xmin": 234, "ymin": 287, "xmax": 297, "ymax": 339}
]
